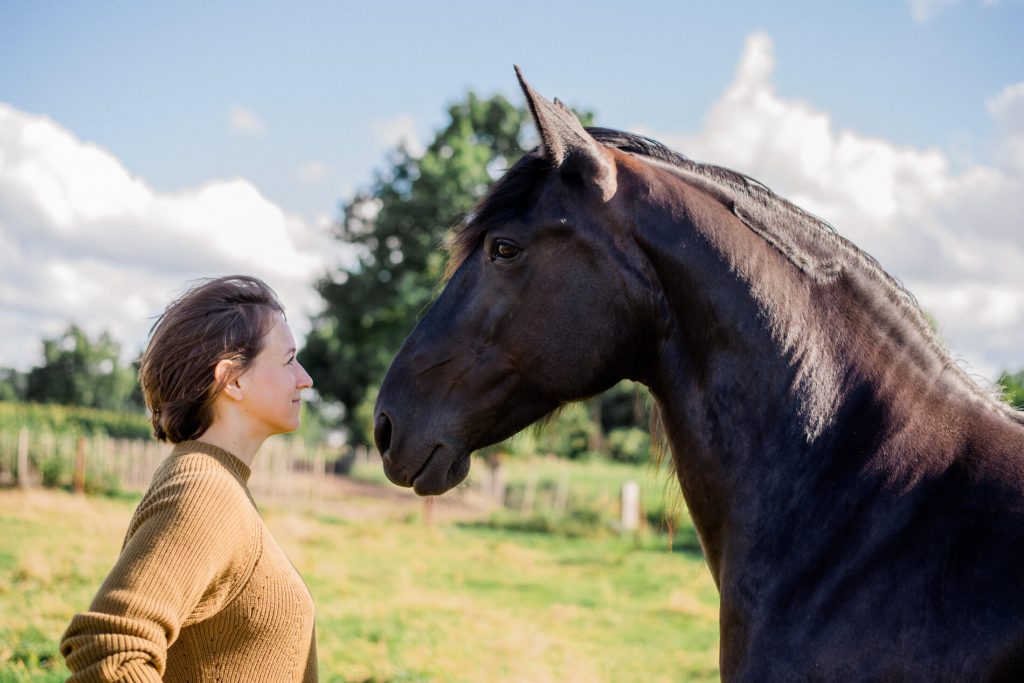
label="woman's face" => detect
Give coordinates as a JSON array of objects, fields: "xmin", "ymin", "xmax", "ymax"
[{"xmin": 238, "ymin": 315, "xmax": 313, "ymax": 437}]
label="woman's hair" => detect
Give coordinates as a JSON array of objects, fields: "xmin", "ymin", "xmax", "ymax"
[{"xmin": 139, "ymin": 275, "xmax": 285, "ymax": 443}]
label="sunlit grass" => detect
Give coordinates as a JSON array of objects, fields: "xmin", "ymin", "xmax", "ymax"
[
  {"xmin": 0, "ymin": 487, "xmax": 719, "ymax": 682},
  {"xmin": 351, "ymin": 452, "xmax": 686, "ymax": 521}
]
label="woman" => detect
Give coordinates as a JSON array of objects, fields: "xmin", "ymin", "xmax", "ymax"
[{"xmin": 60, "ymin": 275, "xmax": 318, "ymax": 682}]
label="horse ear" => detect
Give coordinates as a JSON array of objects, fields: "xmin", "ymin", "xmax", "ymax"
[
  {"xmin": 553, "ymin": 97, "xmax": 573, "ymax": 115},
  {"xmin": 514, "ymin": 66, "xmax": 617, "ymax": 201}
]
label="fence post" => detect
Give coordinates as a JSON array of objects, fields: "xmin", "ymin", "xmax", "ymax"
[
  {"xmin": 313, "ymin": 447, "xmax": 325, "ymax": 511},
  {"xmin": 491, "ymin": 460, "xmax": 506, "ymax": 507},
  {"xmin": 621, "ymin": 480, "xmax": 640, "ymax": 533},
  {"xmin": 73, "ymin": 436, "xmax": 87, "ymax": 494},
  {"xmin": 130, "ymin": 440, "xmax": 142, "ymax": 488},
  {"xmin": 17, "ymin": 426, "xmax": 29, "ymax": 489},
  {"xmin": 554, "ymin": 468, "xmax": 570, "ymax": 517},
  {"xmin": 422, "ymin": 497, "xmax": 434, "ymax": 526},
  {"xmin": 520, "ymin": 472, "xmax": 537, "ymax": 514}
]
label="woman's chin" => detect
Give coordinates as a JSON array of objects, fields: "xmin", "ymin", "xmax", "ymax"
[{"xmin": 263, "ymin": 416, "xmax": 301, "ymax": 437}]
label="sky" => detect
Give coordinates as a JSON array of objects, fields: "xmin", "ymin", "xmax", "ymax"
[{"xmin": 1, "ymin": 0, "xmax": 1022, "ymax": 386}]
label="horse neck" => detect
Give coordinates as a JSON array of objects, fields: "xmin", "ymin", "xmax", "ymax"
[{"xmin": 624, "ymin": 167, "xmax": 996, "ymax": 581}]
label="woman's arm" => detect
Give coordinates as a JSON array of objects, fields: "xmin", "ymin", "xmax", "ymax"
[{"xmin": 60, "ymin": 458, "xmax": 261, "ymax": 682}]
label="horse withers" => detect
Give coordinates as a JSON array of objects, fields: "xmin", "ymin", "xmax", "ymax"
[{"xmin": 373, "ymin": 68, "xmax": 1024, "ymax": 680}]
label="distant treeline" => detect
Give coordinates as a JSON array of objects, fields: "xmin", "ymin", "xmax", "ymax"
[{"xmin": 0, "ymin": 324, "xmax": 143, "ymax": 414}]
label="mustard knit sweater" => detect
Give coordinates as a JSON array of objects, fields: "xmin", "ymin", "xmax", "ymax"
[{"xmin": 60, "ymin": 440, "xmax": 318, "ymax": 682}]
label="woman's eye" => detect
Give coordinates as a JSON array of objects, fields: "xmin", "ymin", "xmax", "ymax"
[{"xmin": 492, "ymin": 240, "xmax": 521, "ymax": 262}]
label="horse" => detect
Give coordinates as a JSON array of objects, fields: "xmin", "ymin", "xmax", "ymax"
[{"xmin": 372, "ymin": 68, "xmax": 1024, "ymax": 680}]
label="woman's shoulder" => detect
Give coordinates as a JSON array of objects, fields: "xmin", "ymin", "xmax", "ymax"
[
  {"xmin": 147, "ymin": 456, "xmax": 243, "ymax": 500},
  {"xmin": 149, "ymin": 440, "xmax": 250, "ymax": 491},
  {"xmin": 129, "ymin": 443, "xmax": 258, "ymax": 538}
]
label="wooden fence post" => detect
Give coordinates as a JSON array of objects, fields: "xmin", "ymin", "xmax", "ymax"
[
  {"xmin": 621, "ymin": 480, "xmax": 640, "ymax": 533},
  {"xmin": 521, "ymin": 472, "xmax": 537, "ymax": 514},
  {"xmin": 554, "ymin": 468, "xmax": 570, "ymax": 516},
  {"xmin": 17, "ymin": 426, "xmax": 29, "ymax": 489},
  {"xmin": 73, "ymin": 436, "xmax": 87, "ymax": 494},
  {"xmin": 313, "ymin": 448, "xmax": 325, "ymax": 511},
  {"xmin": 422, "ymin": 497, "xmax": 434, "ymax": 526}
]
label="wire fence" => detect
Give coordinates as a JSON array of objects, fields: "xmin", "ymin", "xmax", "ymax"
[
  {"xmin": 0, "ymin": 427, "xmax": 647, "ymax": 533},
  {"xmin": 0, "ymin": 427, "xmax": 344, "ymax": 498}
]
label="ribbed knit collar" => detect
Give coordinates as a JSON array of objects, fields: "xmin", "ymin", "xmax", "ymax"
[{"xmin": 171, "ymin": 439, "xmax": 252, "ymax": 484}]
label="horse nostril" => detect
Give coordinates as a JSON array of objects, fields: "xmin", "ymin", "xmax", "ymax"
[{"xmin": 374, "ymin": 413, "xmax": 393, "ymax": 455}]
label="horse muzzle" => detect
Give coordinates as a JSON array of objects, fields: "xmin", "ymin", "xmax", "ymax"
[{"xmin": 374, "ymin": 411, "xmax": 472, "ymax": 495}]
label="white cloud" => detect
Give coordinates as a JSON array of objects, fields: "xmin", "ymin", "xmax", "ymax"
[
  {"xmin": 228, "ymin": 105, "xmax": 265, "ymax": 135},
  {"xmin": 988, "ymin": 82, "xmax": 1024, "ymax": 172},
  {"xmin": 370, "ymin": 114, "xmax": 423, "ymax": 157},
  {"xmin": 636, "ymin": 32, "xmax": 1024, "ymax": 381},
  {"xmin": 0, "ymin": 103, "xmax": 355, "ymax": 370},
  {"xmin": 909, "ymin": 0, "xmax": 1002, "ymax": 22},
  {"xmin": 296, "ymin": 160, "xmax": 334, "ymax": 184},
  {"xmin": 910, "ymin": 0, "xmax": 959, "ymax": 23}
]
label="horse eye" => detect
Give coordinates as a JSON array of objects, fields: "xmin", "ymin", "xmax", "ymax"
[{"xmin": 491, "ymin": 240, "xmax": 522, "ymax": 262}]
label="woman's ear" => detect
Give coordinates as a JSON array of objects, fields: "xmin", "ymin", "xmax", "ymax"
[{"xmin": 215, "ymin": 359, "xmax": 244, "ymax": 401}]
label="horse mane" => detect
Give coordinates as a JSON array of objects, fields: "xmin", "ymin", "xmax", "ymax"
[{"xmin": 448, "ymin": 127, "xmax": 1024, "ymax": 426}]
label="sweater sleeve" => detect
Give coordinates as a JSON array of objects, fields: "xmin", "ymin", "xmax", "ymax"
[{"xmin": 60, "ymin": 458, "xmax": 261, "ymax": 682}]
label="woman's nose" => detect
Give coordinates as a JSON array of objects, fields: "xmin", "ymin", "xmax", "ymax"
[{"xmin": 296, "ymin": 363, "xmax": 313, "ymax": 389}]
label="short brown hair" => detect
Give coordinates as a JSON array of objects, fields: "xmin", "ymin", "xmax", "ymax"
[{"xmin": 139, "ymin": 275, "xmax": 285, "ymax": 443}]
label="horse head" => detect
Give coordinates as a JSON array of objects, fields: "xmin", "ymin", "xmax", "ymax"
[{"xmin": 373, "ymin": 68, "xmax": 658, "ymax": 495}]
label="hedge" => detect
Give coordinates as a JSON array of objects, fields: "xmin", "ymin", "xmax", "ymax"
[{"xmin": 0, "ymin": 401, "xmax": 151, "ymax": 440}]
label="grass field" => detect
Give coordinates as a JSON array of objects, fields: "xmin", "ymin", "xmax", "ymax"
[
  {"xmin": 351, "ymin": 454, "xmax": 693, "ymax": 533},
  {"xmin": 0, "ymin": 483, "xmax": 720, "ymax": 682}
]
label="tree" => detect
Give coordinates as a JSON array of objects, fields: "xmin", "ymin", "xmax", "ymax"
[
  {"xmin": 25, "ymin": 325, "xmax": 142, "ymax": 412},
  {"xmin": 999, "ymin": 370, "xmax": 1024, "ymax": 410},
  {"xmin": 301, "ymin": 91, "xmax": 635, "ymax": 452},
  {"xmin": 301, "ymin": 92, "xmax": 543, "ymax": 444},
  {"xmin": 0, "ymin": 367, "xmax": 27, "ymax": 402}
]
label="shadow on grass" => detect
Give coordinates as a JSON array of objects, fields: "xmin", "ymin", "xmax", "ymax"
[
  {"xmin": 456, "ymin": 510, "xmax": 706, "ymax": 559},
  {"xmin": 0, "ymin": 483, "xmax": 140, "ymax": 503},
  {"xmin": 0, "ymin": 625, "xmax": 65, "ymax": 682}
]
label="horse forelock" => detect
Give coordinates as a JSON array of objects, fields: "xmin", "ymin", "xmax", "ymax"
[{"xmin": 445, "ymin": 151, "xmax": 551, "ymax": 280}]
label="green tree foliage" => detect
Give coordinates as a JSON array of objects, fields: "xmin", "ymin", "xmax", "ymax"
[
  {"xmin": 24, "ymin": 325, "xmax": 142, "ymax": 412},
  {"xmin": 300, "ymin": 92, "xmax": 537, "ymax": 444},
  {"xmin": 0, "ymin": 368, "xmax": 27, "ymax": 402},
  {"xmin": 301, "ymin": 90, "xmax": 651, "ymax": 458},
  {"xmin": 606, "ymin": 427, "xmax": 653, "ymax": 465},
  {"xmin": 998, "ymin": 370, "xmax": 1024, "ymax": 410},
  {"xmin": 534, "ymin": 404, "xmax": 600, "ymax": 461}
]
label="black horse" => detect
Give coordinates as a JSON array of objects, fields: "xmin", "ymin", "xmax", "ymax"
[{"xmin": 374, "ymin": 68, "xmax": 1024, "ymax": 680}]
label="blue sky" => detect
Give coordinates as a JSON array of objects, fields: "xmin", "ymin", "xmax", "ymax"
[
  {"xmin": 1, "ymin": 1, "xmax": 1022, "ymax": 380},
  {"xmin": 4, "ymin": 1, "xmax": 1021, "ymax": 219}
]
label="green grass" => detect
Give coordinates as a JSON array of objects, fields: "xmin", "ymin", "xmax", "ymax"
[
  {"xmin": 0, "ymin": 488, "xmax": 720, "ymax": 682},
  {"xmin": 497, "ymin": 454, "xmax": 685, "ymax": 515},
  {"xmin": 0, "ymin": 493, "xmax": 131, "ymax": 682},
  {"xmin": 352, "ymin": 453, "xmax": 687, "ymax": 523}
]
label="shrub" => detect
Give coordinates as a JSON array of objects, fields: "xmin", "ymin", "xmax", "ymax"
[
  {"xmin": 998, "ymin": 371, "xmax": 1024, "ymax": 410},
  {"xmin": 0, "ymin": 401, "xmax": 150, "ymax": 439},
  {"xmin": 466, "ymin": 506, "xmax": 615, "ymax": 539},
  {"xmin": 606, "ymin": 427, "xmax": 651, "ymax": 464},
  {"xmin": 534, "ymin": 403, "xmax": 599, "ymax": 460}
]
